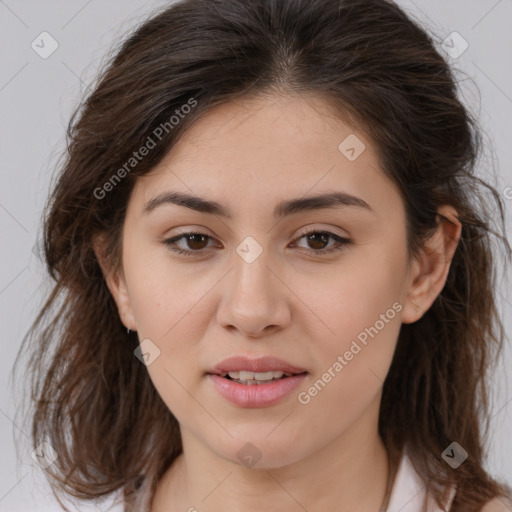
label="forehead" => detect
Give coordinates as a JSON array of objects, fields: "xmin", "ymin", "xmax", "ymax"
[{"xmin": 130, "ymin": 92, "xmax": 402, "ymax": 221}]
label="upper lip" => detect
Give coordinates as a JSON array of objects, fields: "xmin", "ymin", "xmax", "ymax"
[{"xmin": 209, "ymin": 356, "xmax": 307, "ymax": 375}]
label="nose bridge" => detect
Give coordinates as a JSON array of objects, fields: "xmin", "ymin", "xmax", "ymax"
[
  {"xmin": 217, "ymin": 236, "xmax": 289, "ymax": 335},
  {"xmin": 231, "ymin": 239, "xmax": 276, "ymax": 311}
]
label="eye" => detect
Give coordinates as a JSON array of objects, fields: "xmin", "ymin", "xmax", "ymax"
[
  {"xmin": 162, "ymin": 230, "xmax": 353, "ymax": 257},
  {"xmin": 291, "ymin": 231, "xmax": 353, "ymax": 255},
  {"xmin": 163, "ymin": 232, "xmax": 217, "ymax": 256}
]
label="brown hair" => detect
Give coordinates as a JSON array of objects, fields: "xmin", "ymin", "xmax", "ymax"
[{"xmin": 14, "ymin": 0, "xmax": 512, "ymax": 510}]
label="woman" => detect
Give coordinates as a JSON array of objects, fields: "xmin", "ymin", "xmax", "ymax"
[{"xmin": 16, "ymin": 0, "xmax": 512, "ymax": 510}]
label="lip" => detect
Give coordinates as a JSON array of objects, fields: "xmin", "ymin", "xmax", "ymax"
[
  {"xmin": 207, "ymin": 355, "xmax": 308, "ymax": 408},
  {"xmin": 208, "ymin": 355, "xmax": 307, "ymax": 375},
  {"xmin": 207, "ymin": 373, "xmax": 308, "ymax": 408}
]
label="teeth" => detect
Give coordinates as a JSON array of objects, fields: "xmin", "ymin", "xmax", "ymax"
[{"xmin": 224, "ymin": 370, "xmax": 294, "ymax": 381}]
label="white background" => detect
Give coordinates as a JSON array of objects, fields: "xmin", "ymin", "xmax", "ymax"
[{"xmin": 0, "ymin": 1, "xmax": 511, "ymax": 510}]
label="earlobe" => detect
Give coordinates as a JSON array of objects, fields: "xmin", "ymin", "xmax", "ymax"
[
  {"xmin": 401, "ymin": 205, "xmax": 462, "ymax": 325},
  {"xmin": 92, "ymin": 232, "xmax": 137, "ymax": 332}
]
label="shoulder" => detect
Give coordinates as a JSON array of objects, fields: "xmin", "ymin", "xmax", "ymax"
[{"xmin": 479, "ymin": 497, "xmax": 512, "ymax": 512}]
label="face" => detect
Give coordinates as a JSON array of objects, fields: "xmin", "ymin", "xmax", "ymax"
[{"xmin": 100, "ymin": 92, "xmax": 446, "ymax": 469}]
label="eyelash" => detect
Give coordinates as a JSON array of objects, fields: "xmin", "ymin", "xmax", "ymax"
[{"xmin": 162, "ymin": 230, "xmax": 353, "ymax": 257}]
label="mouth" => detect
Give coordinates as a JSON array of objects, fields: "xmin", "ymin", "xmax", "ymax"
[
  {"xmin": 208, "ymin": 355, "xmax": 308, "ymax": 384},
  {"xmin": 206, "ymin": 355, "xmax": 308, "ymax": 407}
]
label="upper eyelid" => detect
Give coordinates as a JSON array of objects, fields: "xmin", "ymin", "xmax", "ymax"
[
  {"xmin": 166, "ymin": 228, "xmax": 348, "ymax": 243},
  {"xmin": 166, "ymin": 224, "xmax": 349, "ymax": 240}
]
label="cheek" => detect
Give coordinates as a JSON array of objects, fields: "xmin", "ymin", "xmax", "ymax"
[
  {"xmin": 292, "ymin": 249, "xmax": 405, "ymax": 344},
  {"xmin": 293, "ymin": 268, "xmax": 403, "ymax": 438},
  {"xmin": 122, "ymin": 249, "xmax": 214, "ymax": 403},
  {"xmin": 123, "ymin": 242, "xmax": 210, "ymax": 338},
  {"xmin": 290, "ymin": 246, "xmax": 406, "ymax": 400}
]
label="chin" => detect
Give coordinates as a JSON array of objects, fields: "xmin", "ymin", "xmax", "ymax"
[{"xmin": 211, "ymin": 433, "xmax": 308, "ymax": 470}]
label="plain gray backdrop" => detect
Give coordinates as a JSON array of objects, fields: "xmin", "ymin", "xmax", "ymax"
[{"xmin": 0, "ymin": 1, "xmax": 511, "ymax": 510}]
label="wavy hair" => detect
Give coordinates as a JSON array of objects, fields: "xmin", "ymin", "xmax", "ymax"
[{"xmin": 14, "ymin": 0, "xmax": 512, "ymax": 510}]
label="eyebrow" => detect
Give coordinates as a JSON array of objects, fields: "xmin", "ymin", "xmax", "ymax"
[{"xmin": 143, "ymin": 190, "xmax": 374, "ymax": 218}]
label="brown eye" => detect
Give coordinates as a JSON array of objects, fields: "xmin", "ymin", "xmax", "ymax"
[
  {"xmin": 305, "ymin": 232, "xmax": 330, "ymax": 250},
  {"xmin": 293, "ymin": 231, "xmax": 353, "ymax": 255},
  {"xmin": 163, "ymin": 232, "xmax": 216, "ymax": 256},
  {"xmin": 183, "ymin": 234, "xmax": 209, "ymax": 250}
]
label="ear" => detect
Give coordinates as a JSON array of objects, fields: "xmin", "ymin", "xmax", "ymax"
[
  {"xmin": 92, "ymin": 231, "xmax": 137, "ymax": 332},
  {"xmin": 401, "ymin": 205, "xmax": 462, "ymax": 324}
]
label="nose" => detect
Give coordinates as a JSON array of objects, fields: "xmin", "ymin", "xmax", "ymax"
[{"xmin": 216, "ymin": 248, "xmax": 291, "ymax": 339}]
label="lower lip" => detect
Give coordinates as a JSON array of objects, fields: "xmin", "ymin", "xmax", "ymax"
[{"xmin": 207, "ymin": 373, "xmax": 308, "ymax": 408}]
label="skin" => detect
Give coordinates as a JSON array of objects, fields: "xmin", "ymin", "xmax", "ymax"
[{"xmin": 94, "ymin": 91, "xmax": 462, "ymax": 512}]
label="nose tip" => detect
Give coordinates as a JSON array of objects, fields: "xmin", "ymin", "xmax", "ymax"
[{"xmin": 216, "ymin": 255, "xmax": 291, "ymax": 337}]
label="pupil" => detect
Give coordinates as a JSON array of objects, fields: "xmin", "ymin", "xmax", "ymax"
[
  {"xmin": 308, "ymin": 233, "xmax": 328, "ymax": 250},
  {"xmin": 187, "ymin": 234, "xmax": 207, "ymax": 250}
]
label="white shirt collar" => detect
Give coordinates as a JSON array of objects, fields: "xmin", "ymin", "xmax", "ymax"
[{"xmin": 385, "ymin": 450, "xmax": 457, "ymax": 512}]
